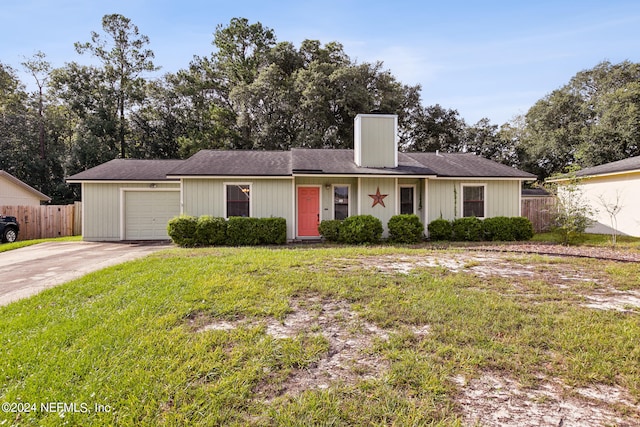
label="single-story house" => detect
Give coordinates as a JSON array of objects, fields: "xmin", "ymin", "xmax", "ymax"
[
  {"xmin": 67, "ymin": 114, "xmax": 536, "ymax": 241},
  {"xmin": 0, "ymin": 170, "xmax": 51, "ymax": 206},
  {"xmin": 549, "ymin": 156, "xmax": 640, "ymax": 237}
]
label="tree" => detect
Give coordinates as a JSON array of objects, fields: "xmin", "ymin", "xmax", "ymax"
[
  {"xmin": 403, "ymin": 104, "xmax": 465, "ymax": 152},
  {"xmin": 21, "ymin": 51, "xmax": 51, "ymax": 160},
  {"xmin": 546, "ymin": 169, "xmax": 596, "ymax": 245},
  {"xmin": 50, "ymin": 63, "xmax": 120, "ymax": 173},
  {"xmin": 521, "ymin": 61, "xmax": 640, "ymax": 180},
  {"xmin": 597, "ymin": 191, "xmax": 624, "ymax": 247},
  {"xmin": 75, "ymin": 14, "xmax": 158, "ymax": 158}
]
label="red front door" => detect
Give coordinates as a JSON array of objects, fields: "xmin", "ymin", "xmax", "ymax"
[{"xmin": 298, "ymin": 187, "xmax": 320, "ymax": 237}]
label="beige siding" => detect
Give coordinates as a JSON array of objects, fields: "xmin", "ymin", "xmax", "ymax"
[
  {"xmin": 578, "ymin": 173, "xmax": 640, "ymax": 237},
  {"xmin": 82, "ymin": 182, "xmax": 179, "ymax": 241},
  {"xmin": 0, "ymin": 176, "xmax": 43, "ymax": 206},
  {"xmin": 354, "ymin": 114, "xmax": 397, "ymax": 167},
  {"xmin": 182, "ymin": 178, "xmax": 295, "ymax": 239},
  {"xmin": 182, "ymin": 179, "xmax": 224, "ymax": 217},
  {"xmin": 427, "ymin": 179, "xmax": 521, "ymax": 222},
  {"xmin": 359, "ymin": 178, "xmax": 397, "ymax": 236}
]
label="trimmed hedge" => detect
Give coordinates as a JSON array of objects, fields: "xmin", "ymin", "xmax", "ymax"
[
  {"xmin": 427, "ymin": 218, "xmax": 452, "ymax": 241},
  {"xmin": 338, "ymin": 215, "xmax": 383, "ymax": 244},
  {"xmin": 195, "ymin": 215, "xmax": 227, "ymax": 246},
  {"xmin": 388, "ymin": 214, "xmax": 424, "ymax": 244},
  {"xmin": 168, "ymin": 215, "xmax": 286, "ymax": 247},
  {"xmin": 226, "ymin": 217, "xmax": 287, "ymax": 246},
  {"xmin": 482, "ymin": 216, "xmax": 515, "ymax": 241},
  {"xmin": 318, "ymin": 220, "xmax": 342, "ymax": 242},
  {"xmin": 167, "ymin": 215, "xmax": 198, "ymax": 247},
  {"xmin": 452, "ymin": 217, "xmax": 483, "ymax": 241},
  {"xmin": 428, "ymin": 216, "xmax": 535, "ymax": 242},
  {"xmin": 510, "ymin": 216, "xmax": 535, "ymax": 241}
]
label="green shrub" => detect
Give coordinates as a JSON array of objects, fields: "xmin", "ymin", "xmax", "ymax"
[
  {"xmin": 167, "ymin": 215, "xmax": 198, "ymax": 247},
  {"xmin": 482, "ymin": 216, "xmax": 515, "ymax": 241},
  {"xmin": 452, "ymin": 217, "xmax": 483, "ymax": 241},
  {"xmin": 427, "ymin": 219, "xmax": 452, "ymax": 241},
  {"xmin": 510, "ymin": 216, "xmax": 535, "ymax": 241},
  {"xmin": 226, "ymin": 217, "xmax": 287, "ymax": 246},
  {"xmin": 318, "ymin": 220, "xmax": 342, "ymax": 242},
  {"xmin": 339, "ymin": 215, "xmax": 383, "ymax": 244},
  {"xmin": 388, "ymin": 214, "xmax": 424, "ymax": 244},
  {"xmin": 256, "ymin": 217, "xmax": 287, "ymax": 245},
  {"xmin": 195, "ymin": 215, "xmax": 227, "ymax": 246}
]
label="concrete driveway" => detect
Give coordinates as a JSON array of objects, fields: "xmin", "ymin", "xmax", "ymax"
[{"xmin": 0, "ymin": 241, "xmax": 172, "ymax": 306}]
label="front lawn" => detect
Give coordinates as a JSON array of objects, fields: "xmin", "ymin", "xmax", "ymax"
[{"xmin": 1, "ymin": 246, "xmax": 639, "ymax": 425}]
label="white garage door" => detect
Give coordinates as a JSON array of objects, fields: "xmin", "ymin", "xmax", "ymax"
[{"xmin": 124, "ymin": 191, "xmax": 180, "ymax": 240}]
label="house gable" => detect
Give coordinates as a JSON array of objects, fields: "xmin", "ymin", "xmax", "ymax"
[{"xmin": 0, "ymin": 170, "xmax": 51, "ymax": 206}]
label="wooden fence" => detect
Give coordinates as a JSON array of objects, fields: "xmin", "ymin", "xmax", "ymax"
[
  {"xmin": 1, "ymin": 202, "xmax": 82, "ymax": 240},
  {"xmin": 522, "ymin": 197, "xmax": 556, "ymax": 233}
]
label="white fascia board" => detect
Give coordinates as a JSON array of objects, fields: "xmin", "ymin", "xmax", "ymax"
[{"xmin": 171, "ymin": 175, "xmax": 293, "ymax": 180}]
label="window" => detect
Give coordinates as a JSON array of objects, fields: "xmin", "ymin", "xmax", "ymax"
[
  {"xmin": 462, "ymin": 185, "xmax": 485, "ymax": 218},
  {"xmin": 400, "ymin": 186, "xmax": 415, "ymax": 215},
  {"xmin": 333, "ymin": 185, "xmax": 349, "ymax": 220},
  {"xmin": 226, "ymin": 184, "xmax": 251, "ymax": 217}
]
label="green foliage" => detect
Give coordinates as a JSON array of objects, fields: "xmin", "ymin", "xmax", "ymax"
[
  {"xmin": 481, "ymin": 216, "xmax": 534, "ymax": 241},
  {"xmin": 167, "ymin": 215, "xmax": 198, "ymax": 247},
  {"xmin": 387, "ymin": 214, "xmax": 424, "ymax": 244},
  {"xmin": 451, "ymin": 217, "xmax": 483, "ymax": 241},
  {"xmin": 318, "ymin": 220, "xmax": 342, "ymax": 242},
  {"xmin": 427, "ymin": 218, "xmax": 453, "ymax": 241},
  {"xmin": 226, "ymin": 217, "xmax": 286, "ymax": 246},
  {"xmin": 169, "ymin": 215, "xmax": 285, "ymax": 246},
  {"xmin": 510, "ymin": 216, "xmax": 535, "ymax": 241},
  {"xmin": 338, "ymin": 215, "xmax": 383, "ymax": 244},
  {"xmin": 521, "ymin": 60, "xmax": 640, "ymax": 180},
  {"xmin": 482, "ymin": 216, "xmax": 515, "ymax": 241},
  {"xmin": 256, "ymin": 217, "xmax": 287, "ymax": 245},
  {"xmin": 195, "ymin": 215, "xmax": 227, "ymax": 246},
  {"xmin": 547, "ymin": 172, "xmax": 595, "ymax": 245}
]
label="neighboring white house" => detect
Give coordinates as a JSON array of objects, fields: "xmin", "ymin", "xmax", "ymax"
[
  {"xmin": 549, "ymin": 157, "xmax": 640, "ymax": 237},
  {"xmin": 67, "ymin": 114, "xmax": 536, "ymax": 241},
  {"xmin": 0, "ymin": 170, "xmax": 51, "ymax": 206}
]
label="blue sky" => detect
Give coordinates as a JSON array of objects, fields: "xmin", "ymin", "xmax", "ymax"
[{"xmin": 2, "ymin": 0, "xmax": 639, "ymax": 125}]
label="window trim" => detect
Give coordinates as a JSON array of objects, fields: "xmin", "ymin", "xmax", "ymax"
[
  {"xmin": 332, "ymin": 184, "xmax": 350, "ymax": 220},
  {"xmin": 224, "ymin": 182, "xmax": 253, "ymax": 218},
  {"xmin": 398, "ymin": 184, "xmax": 417, "ymax": 215},
  {"xmin": 460, "ymin": 183, "xmax": 487, "ymax": 219}
]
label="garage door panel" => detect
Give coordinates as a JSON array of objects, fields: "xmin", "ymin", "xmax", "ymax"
[{"xmin": 125, "ymin": 191, "xmax": 180, "ymax": 240}]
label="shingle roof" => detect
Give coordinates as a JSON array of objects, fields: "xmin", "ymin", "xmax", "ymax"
[
  {"xmin": 576, "ymin": 156, "xmax": 640, "ymax": 177},
  {"xmin": 66, "ymin": 159, "xmax": 185, "ymax": 181},
  {"xmin": 292, "ymin": 149, "xmax": 437, "ymax": 175},
  {"xmin": 167, "ymin": 150, "xmax": 292, "ymax": 176},
  {"xmin": 405, "ymin": 152, "xmax": 535, "ymax": 178},
  {"xmin": 66, "ymin": 150, "xmax": 536, "ymax": 181}
]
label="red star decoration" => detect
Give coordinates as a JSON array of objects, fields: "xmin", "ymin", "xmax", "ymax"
[{"xmin": 369, "ymin": 186, "xmax": 388, "ymax": 208}]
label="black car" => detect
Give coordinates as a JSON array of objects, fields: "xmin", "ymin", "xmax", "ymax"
[{"xmin": 0, "ymin": 215, "xmax": 19, "ymax": 243}]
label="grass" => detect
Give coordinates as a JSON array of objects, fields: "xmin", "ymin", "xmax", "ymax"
[
  {"xmin": 1, "ymin": 246, "xmax": 639, "ymax": 425},
  {"xmin": 532, "ymin": 232, "xmax": 640, "ymax": 248},
  {"xmin": 0, "ymin": 235, "xmax": 82, "ymax": 253}
]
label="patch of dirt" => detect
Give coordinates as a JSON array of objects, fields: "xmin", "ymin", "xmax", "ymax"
[
  {"xmin": 471, "ymin": 243, "xmax": 640, "ymax": 263},
  {"xmin": 195, "ymin": 296, "xmax": 418, "ymax": 399},
  {"xmin": 350, "ymin": 251, "xmax": 640, "ymax": 312},
  {"xmin": 265, "ymin": 297, "xmax": 390, "ymax": 396},
  {"xmin": 453, "ymin": 372, "xmax": 640, "ymax": 426}
]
